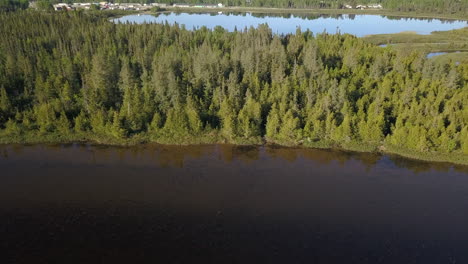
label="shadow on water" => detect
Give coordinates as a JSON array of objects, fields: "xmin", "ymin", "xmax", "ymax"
[
  {"xmin": 1, "ymin": 143, "xmax": 468, "ymax": 264},
  {"xmin": 387, "ymin": 153, "xmax": 468, "ymax": 174},
  {"xmin": 0, "ymin": 143, "xmax": 466, "ymax": 173}
]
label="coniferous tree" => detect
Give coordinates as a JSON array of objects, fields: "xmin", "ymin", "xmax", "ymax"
[{"xmin": 0, "ymin": 11, "xmax": 466, "ymax": 162}]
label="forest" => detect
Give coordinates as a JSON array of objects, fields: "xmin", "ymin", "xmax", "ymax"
[
  {"xmin": 0, "ymin": 0, "xmax": 28, "ymax": 12},
  {"xmin": 0, "ymin": 11, "xmax": 467, "ymax": 164}
]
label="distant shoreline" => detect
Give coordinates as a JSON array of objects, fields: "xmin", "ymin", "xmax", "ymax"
[
  {"xmin": 1, "ymin": 134, "xmax": 467, "ymax": 166},
  {"xmin": 145, "ymin": 6, "xmax": 468, "ymax": 21}
]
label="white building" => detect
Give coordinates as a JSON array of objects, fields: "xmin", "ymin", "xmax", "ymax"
[
  {"xmin": 53, "ymin": 3, "xmax": 72, "ymax": 11},
  {"xmin": 368, "ymin": 4, "xmax": 383, "ymax": 9},
  {"xmin": 151, "ymin": 3, "xmax": 167, "ymax": 7},
  {"xmin": 173, "ymin": 3, "xmax": 191, "ymax": 7}
]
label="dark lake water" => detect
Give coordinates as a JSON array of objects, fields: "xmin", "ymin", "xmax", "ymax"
[
  {"xmin": 112, "ymin": 13, "xmax": 468, "ymax": 36},
  {"xmin": 1, "ymin": 144, "xmax": 468, "ymax": 263}
]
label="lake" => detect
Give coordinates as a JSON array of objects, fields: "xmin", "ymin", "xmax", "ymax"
[
  {"xmin": 112, "ymin": 12, "xmax": 468, "ymax": 36},
  {"xmin": 1, "ymin": 144, "xmax": 468, "ymax": 263},
  {"xmin": 427, "ymin": 51, "xmax": 462, "ymax": 58}
]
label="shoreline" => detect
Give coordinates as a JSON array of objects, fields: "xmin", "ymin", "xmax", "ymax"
[
  {"xmin": 3, "ymin": 11, "xmax": 467, "ymax": 167},
  {"xmin": 1, "ymin": 133, "xmax": 467, "ymax": 166},
  {"xmin": 146, "ymin": 7, "xmax": 468, "ymax": 21}
]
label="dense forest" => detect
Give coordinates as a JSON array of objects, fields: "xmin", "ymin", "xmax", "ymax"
[
  {"xmin": 0, "ymin": 0, "xmax": 29, "ymax": 11},
  {"xmin": 0, "ymin": 11, "xmax": 467, "ymax": 163}
]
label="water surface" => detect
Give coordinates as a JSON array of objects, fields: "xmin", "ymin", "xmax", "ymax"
[
  {"xmin": 426, "ymin": 51, "xmax": 463, "ymax": 58},
  {"xmin": 112, "ymin": 13, "xmax": 468, "ymax": 36},
  {"xmin": 1, "ymin": 144, "xmax": 468, "ymax": 263}
]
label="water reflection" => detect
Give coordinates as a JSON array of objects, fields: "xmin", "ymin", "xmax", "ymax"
[
  {"xmin": 159, "ymin": 12, "xmax": 464, "ymax": 24},
  {"xmin": 1, "ymin": 143, "xmax": 468, "ymax": 264},
  {"xmin": 388, "ymin": 154, "xmax": 468, "ymax": 174},
  {"xmin": 0, "ymin": 144, "xmax": 466, "ymax": 174},
  {"xmin": 112, "ymin": 13, "xmax": 468, "ymax": 36}
]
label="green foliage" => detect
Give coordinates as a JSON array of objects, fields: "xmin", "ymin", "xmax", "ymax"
[
  {"xmin": 162, "ymin": 105, "xmax": 190, "ymax": 138},
  {"xmin": 111, "ymin": 110, "xmax": 126, "ymax": 138},
  {"xmin": 3, "ymin": 119, "xmax": 21, "ymax": 137},
  {"xmin": 151, "ymin": 6, "xmax": 163, "ymax": 12},
  {"xmin": 74, "ymin": 111, "xmax": 89, "ymax": 133},
  {"xmin": 89, "ymin": 3, "xmax": 100, "ymax": 11},
  {"xmin": 57, "ymin": 111, "xmax": 71, "ymax": 135},
  {"xmin": 332, "ymin": 115, "xmax": 353, "ymax": 143},
  {"xmin": 0, "ymin": 0, "xmax": 28, "ymax": 12},
  {"xmin": 218, "ymin": 98, "xmax": 237, "ymax": 140},
  {"xmin": 278, "ymin": 110, "xmax": 301, "ymax": 142},
  {"xmin": 265, "ymin": 103, "xmax": 280, "ymax": 139},
  {"xmin": 237, "ymin": 93, "xmax": 262, "ymax": 138},
  {"xmin": 185, "ymin": 97, "xmax": 203, "ymax": 134},
  {"xmin": 36, "ymin": 0, "xmax": 53, "ymax": 11},
  {"xmin": 0, "ymin": 86, "xmax": 12, "ymax": 126},
  {"xmin": 461, "ymin": 128, "xmax": 468, "ymax": 155},
  {"xmin": 35, "ymin": 103, "xmax": 56, "ymax": 134},
  {"xmin": 0, "ymin": 11, "xmax": 467, "ymax": 163},
  {"xmin": 90, "ymin": 110, "xmax": 107, "ymax": 135},
  {"xmin": 149, "ymin": 111, "xmax": 163, "ymax": 132}
]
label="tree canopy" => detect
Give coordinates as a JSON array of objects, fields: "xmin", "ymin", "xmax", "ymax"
[
  {"xmin": 0, "ymin": 11, "xmax": 467, "ymax": 163},
  {"xmin": 0, "ymin": 0, "xmax": 29, "ymax": 12}
]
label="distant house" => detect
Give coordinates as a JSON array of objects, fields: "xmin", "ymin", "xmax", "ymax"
[
  {"xmin": 173, "ymin": 3, "xmax": 191, "ymax": 7},
  {"xmin": 368, "ymin": 4, "xmax": 383, "ymax": 9},
  {"xmin": 71, "ymin": 2, "xmax": 90, "ymax": 9},
  {"xmin": 151, "ymin": 3, "xmax": 167, "ymax": 7},
  {"xmin": 53, "ymin": 3, "xmax": 72, "ymax": 11}
]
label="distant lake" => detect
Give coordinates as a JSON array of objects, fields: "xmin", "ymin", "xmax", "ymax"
[
  {"xmin": 112, "ymin": 12, "xmax": 468, "ymax": 36},
  {"xmin": 427, "ymin": 51, "xmax": 461, "ymax": 58},
  {"xmin": 2, "ymin": 144, "xmax": 468, "ymax": 263}
]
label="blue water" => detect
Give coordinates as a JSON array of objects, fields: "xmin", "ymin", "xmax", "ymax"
[
  {"xmin": 113, "ymin": 13, "xmax": 468, "ymax": 37},
  {"xmin": 427, "ymin": 52, "xmax": 449, "ymax": 58},
  {"xmin": 426, "ymin": 51, "xmax": 464, "ymax": 58}
]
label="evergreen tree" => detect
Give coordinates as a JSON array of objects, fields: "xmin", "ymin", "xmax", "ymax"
[
  {"xmin": 265, "ymin": 103, "xmax": 280, "ymax": 140},
  {"xmin": 74, "ymin": 111, "xmax": 89, "ymax": 133},
  {"xmin": 218, "ymin": 98, "xmax": 237, "ymax": 139},
  {"xmin": 278, "ymin": 110, "xmax": 301, "ymax": 142},
  {"xmin": 56, "ymin": 111, "xmax": 71, "ymax": 136},
  {"xmin": 0, "ymin": 11, "xmax": 466, "ymax": 162},
  {"xmin": 237, "ymin": 92, "xmax": 262, "ymax": 138}
]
